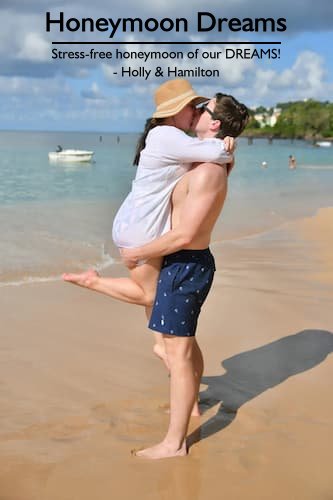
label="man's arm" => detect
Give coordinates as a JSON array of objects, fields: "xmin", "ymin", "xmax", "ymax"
[{"xmin": 121, "ymin": 164, "xmax": 227, "ymax": 268}]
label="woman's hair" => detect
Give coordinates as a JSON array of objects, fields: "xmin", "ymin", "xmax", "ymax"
[
  {"xmin": 133, "ymin": 117, "xmax": 165, "ymax": 165},
  {"xmin": 213, "ymin": 93, "xmax": 249, "ymax": 138}
]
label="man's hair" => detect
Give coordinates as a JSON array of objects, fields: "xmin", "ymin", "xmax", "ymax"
[{"xmin": 212, "ymin": 93, "xmax": 249, "ymax": 138}]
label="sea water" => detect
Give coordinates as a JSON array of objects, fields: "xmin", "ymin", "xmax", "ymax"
[{"xmin": 0, "ymin": 130, "xmax": 332, "ymax": 285}]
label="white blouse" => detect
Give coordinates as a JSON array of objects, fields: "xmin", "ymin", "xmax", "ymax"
[{"xmin": 112, "ymin": 126, "xmax": 231, "ymax": 248}]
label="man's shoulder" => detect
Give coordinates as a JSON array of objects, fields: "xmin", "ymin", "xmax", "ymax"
[
  {"xmin": 191, "ymin": 162, "xmax": 227, "ymax": 180},
  {"xmin": 188, "ymin": 162, "xmax": 227, "ymax": 192}
]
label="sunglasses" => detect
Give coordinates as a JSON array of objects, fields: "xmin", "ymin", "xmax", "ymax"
[{"xmin": 199, "ymin": 104, "xmax": 215, "ymax": 118}]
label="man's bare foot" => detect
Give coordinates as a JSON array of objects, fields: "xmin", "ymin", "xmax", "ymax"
[
  {"xmin": 62, "ymin": 269, "xmax": 100, "ymax": 289},
  {"xmin": 132, "ymin": 440, "xmax": 187, "ymax": 460},
  {"xmin": 153, "ymin": 343, "xmax": 170, "ymax": 372}
]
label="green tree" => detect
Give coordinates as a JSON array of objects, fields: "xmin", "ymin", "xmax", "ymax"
[{"xmin": 245, "ymin": 99, "xmax": 333, "ymax": 139}]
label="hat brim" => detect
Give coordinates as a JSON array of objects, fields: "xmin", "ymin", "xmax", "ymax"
[{"xmin": 152, "ymin": 95, "xmax": 209, "ymax": 118}]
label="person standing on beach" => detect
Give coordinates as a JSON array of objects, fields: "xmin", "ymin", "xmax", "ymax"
[{"xmin": 120, "ymin": 95, "xmax": 249, "ymax": 459}]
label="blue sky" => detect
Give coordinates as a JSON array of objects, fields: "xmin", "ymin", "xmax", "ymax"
[{"xmin": 0, "ymin": 1, "xmax": 332, "ymax": 132}]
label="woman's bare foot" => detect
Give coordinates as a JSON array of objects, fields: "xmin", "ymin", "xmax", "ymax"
[
  {"xmin": 191, "ymin": 401, "xmax": 201, "ymax": 417},
  {"xmin": 132, "ymin": 440, "xmax": 187, "ymax": 460},
  {"xmin": 62, "ymin": 269, "xmax": 100, "ymax": 289}
]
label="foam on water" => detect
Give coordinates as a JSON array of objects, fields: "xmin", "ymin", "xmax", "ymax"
[{"xmin": 0, "ymin": 264, "xmax": 116, "ymax": 288}]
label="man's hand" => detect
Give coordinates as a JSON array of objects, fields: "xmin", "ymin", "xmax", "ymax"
[
  {"xmin": 120, "ymin": 248, "xmax": 138, "ymax": 269},
  {"xmin": 223, "ymin": 136, "xmax": 236, "ymax": 154}
]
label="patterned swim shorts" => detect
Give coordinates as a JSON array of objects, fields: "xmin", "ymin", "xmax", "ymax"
[{"xmin": 148, "ymin": 248, "xmax": 216, "ymax": 337}]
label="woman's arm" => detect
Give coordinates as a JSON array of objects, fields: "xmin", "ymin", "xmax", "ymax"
[{"xmin": 153, "ymin": 127, "xmax": 233, "ymax": 165}]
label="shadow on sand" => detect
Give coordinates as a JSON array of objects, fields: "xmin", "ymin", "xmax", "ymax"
[{"xmin": 188, "ymin": 329, "xmax": 333, "ymax": 447}]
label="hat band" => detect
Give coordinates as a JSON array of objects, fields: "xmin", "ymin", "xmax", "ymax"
[{"xmin": 156, "ymin": 90, "xmax": 196, "ymax": 111}]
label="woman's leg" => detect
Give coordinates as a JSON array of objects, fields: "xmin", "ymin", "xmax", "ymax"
[
  {"xmin": 153, "ymin": 334, "xmax": 171, "ymax": 372},
  {"xmin": 145, "ymin": 306, "xmax": 170, "ymax": 372},
  {"xmin": 191, "ymin": 339, "xmax": 204, "ymax": 416},
  {"xmin": 62, "ymin": 257, "xmax": 162, "ymax": 307}
]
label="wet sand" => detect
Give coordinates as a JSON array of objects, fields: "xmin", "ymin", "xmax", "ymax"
[{"xmin": 0, "ymin": 208, "xmax": 332, "ymax": 500}]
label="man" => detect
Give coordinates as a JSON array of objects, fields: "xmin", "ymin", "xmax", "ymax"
[{"xmin": 121, "ymin": 94, "xmax": 249, "ymax": 459}]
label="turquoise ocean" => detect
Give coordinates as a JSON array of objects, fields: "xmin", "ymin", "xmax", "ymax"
[{"xmin": 0, "ymin": 130, "xmax": 332, "ymax": 286}]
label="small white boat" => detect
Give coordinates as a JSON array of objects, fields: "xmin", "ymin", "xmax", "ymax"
[
  {"xmin": 48, "ymin": 149, "xmax": 94, "ymax": 162},
  {"xmin": 315, "ymin": 141, "xmax": 332, "ymax": 147}
]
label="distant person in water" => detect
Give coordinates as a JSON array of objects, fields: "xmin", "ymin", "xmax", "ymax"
[{"xmin": 288, "ymin": 155, "xmax": 296, "ymax": 169}]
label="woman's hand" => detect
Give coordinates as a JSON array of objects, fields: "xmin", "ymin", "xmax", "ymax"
[
  {"xmin": 223, "ymin": 137, "xmax": 236, "ymax": 175},
  {"xmin": 223, "ymin": 136, "xmax": 236, "ymax": 153}
]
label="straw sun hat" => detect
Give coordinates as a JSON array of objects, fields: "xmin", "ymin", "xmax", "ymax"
[{"xmin": 152, "ymin": 79, "xmax": 209, "ymax": 118}]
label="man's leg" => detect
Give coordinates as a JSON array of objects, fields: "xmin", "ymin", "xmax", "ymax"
[
  {"xmin": 147, "ymin": 304, "xmax": 202, "ymax": 414},
  {"xmin": 135, "ymin": 335, "xmax": 196, "ymax": 459}
]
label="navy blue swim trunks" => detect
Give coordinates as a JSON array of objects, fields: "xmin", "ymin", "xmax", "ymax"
[{"xmin": 148, "ymin": 248, "xmax": 216, "ymax": 337}]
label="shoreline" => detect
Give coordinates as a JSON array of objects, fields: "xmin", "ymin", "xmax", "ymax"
[
  {"xmin": 243, "ymin": 133, "xmax": 333, "ymax": 141},
  {"xmin": 1, "ymin": 203, "xmax": 332, "ymax": 288}
]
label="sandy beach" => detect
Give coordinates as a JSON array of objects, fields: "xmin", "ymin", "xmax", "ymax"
[{"xmin": 1, "ymin": 208, "xmax": 332, "ymax": 500}]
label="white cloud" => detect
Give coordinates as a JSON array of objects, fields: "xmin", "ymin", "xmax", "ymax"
[
  {"xmin": 81, "ymin": 82, "xmax": 106, "ymax": 100},
  {"xmin": 0, "ymin": 75, "xmax": 72, "ymax": 97},
  {"xmin": 252, "ymin": 50, "xmax": 330, "ymax": 103},
  {"xmin": 287, "ymin": 51, "xmax": 326, "ymax": 93},
  {"xmin": 17, "ymin": 32, "xmax": 50, "ymax": 62}
]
